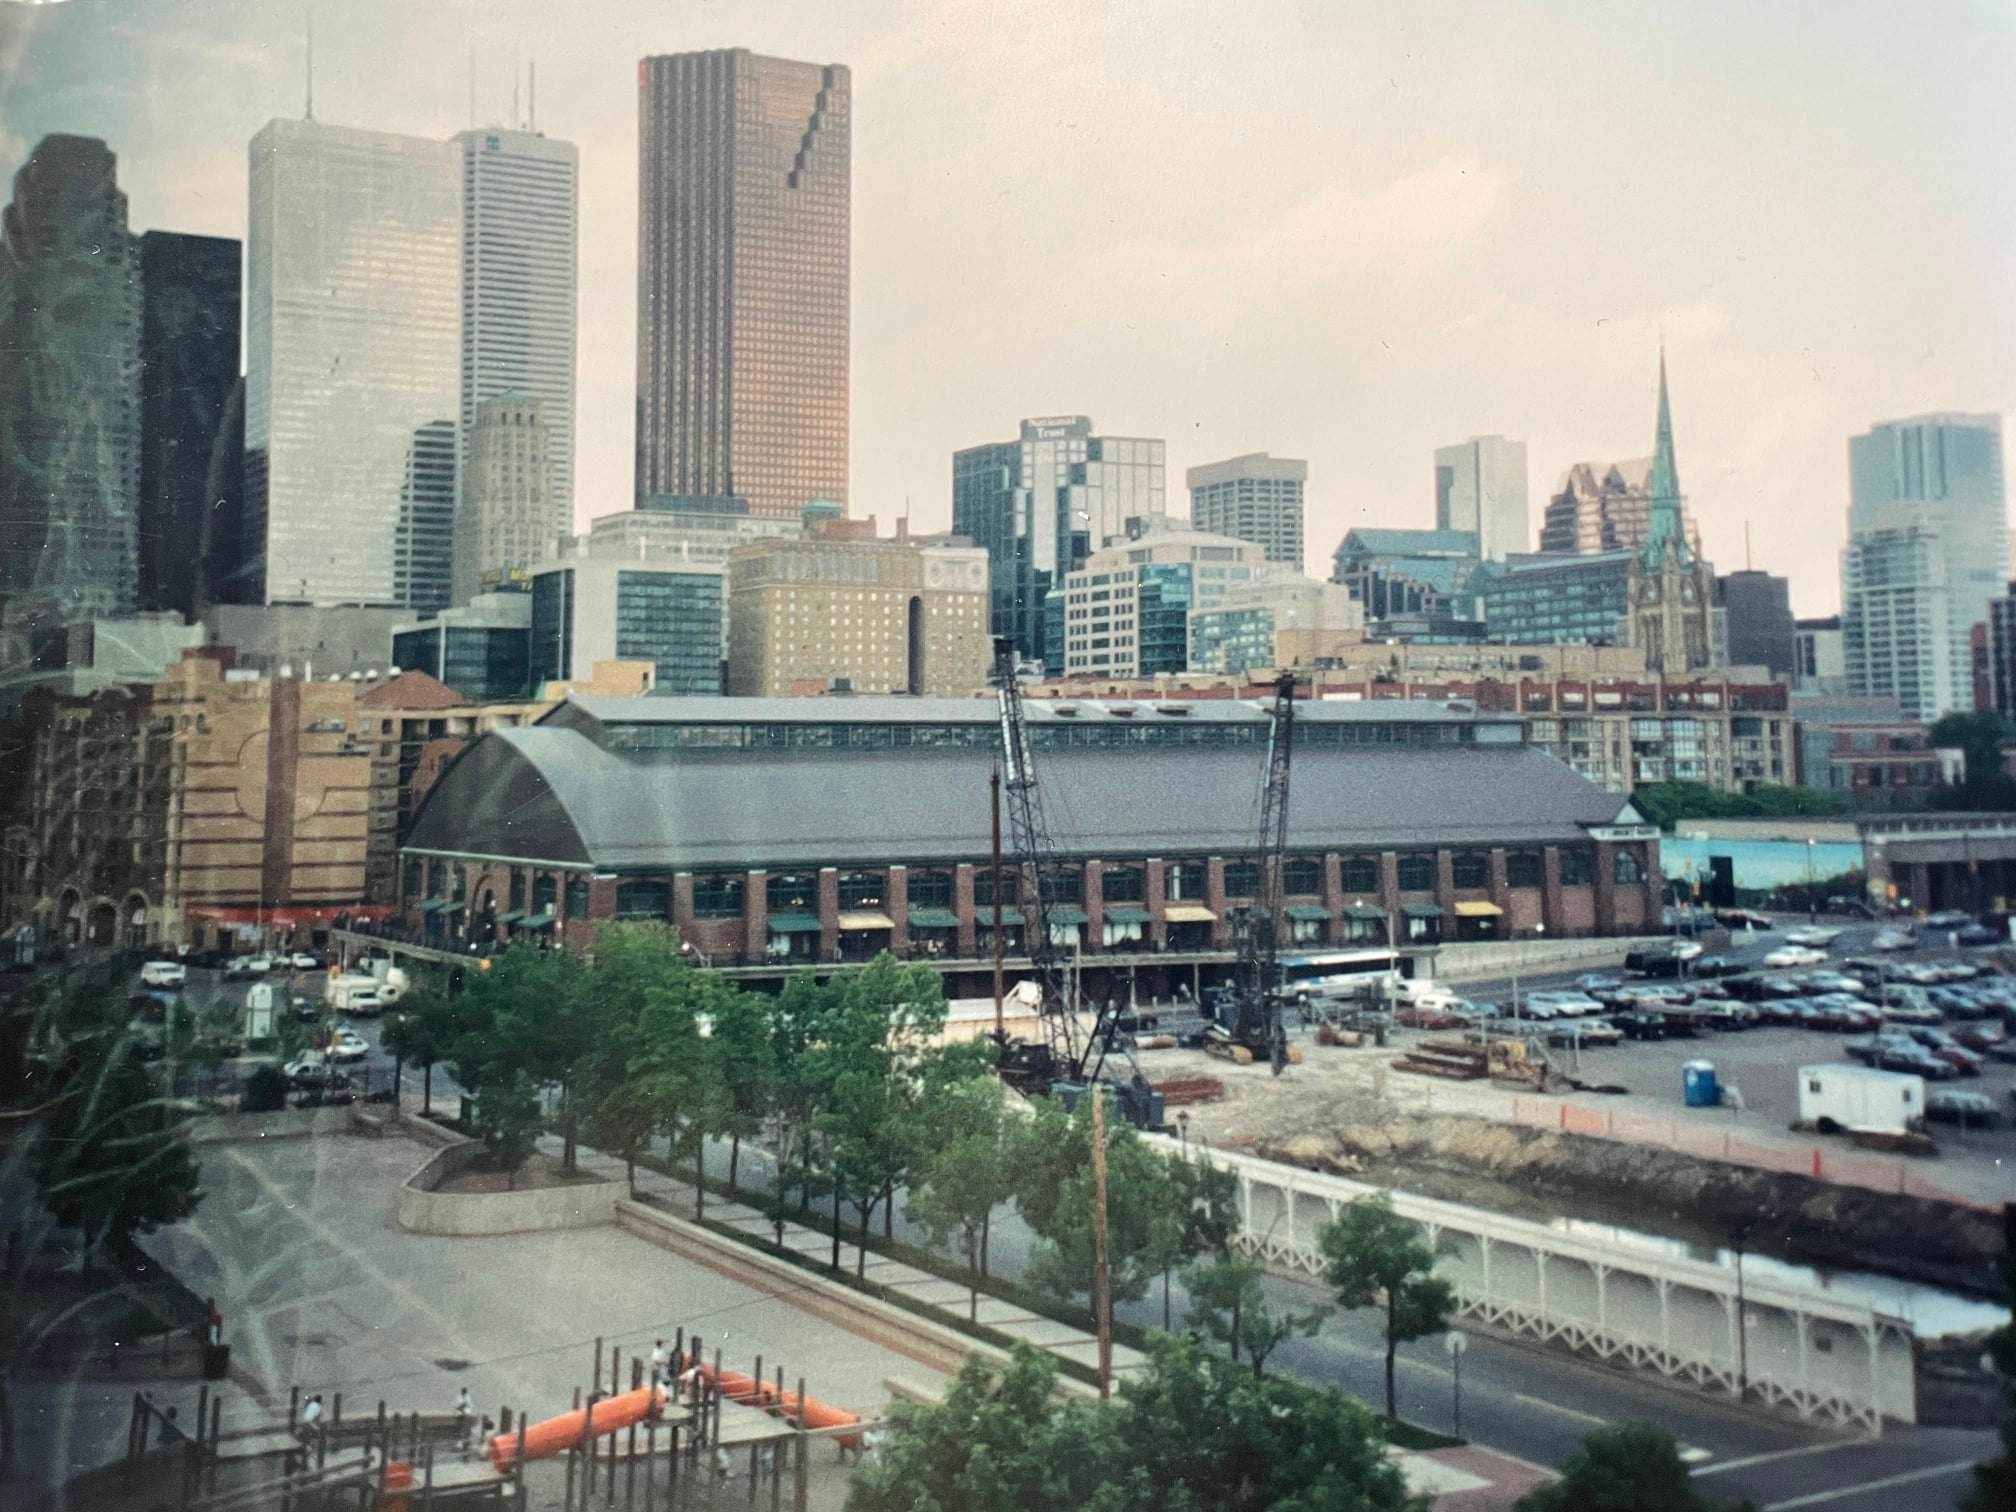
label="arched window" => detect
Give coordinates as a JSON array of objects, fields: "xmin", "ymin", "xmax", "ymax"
[
  {"xmin": 1282, "ymin": 857, "xmax": 1324, "ymax": 896},
  {"xmin": 566, "ymin": 877, "xmax": 591, "ymax": 919},
  {"xmin": 615, "ymin": 880, "xmax": 671, "ymax": 920},
  {"xmin": 1613, "ymin": 850, "xmax": 1643, "ymax": 884},
  {"xmin": 1396, "ymin": 854, "xmax": 1437, "ymax": 892},
  {"xmin": 1340, "ymin": 856, "xmax": 1379, "ymax": 894}
]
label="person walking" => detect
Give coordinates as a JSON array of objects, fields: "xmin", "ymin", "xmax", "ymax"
[
  {"xmin": 454, "ymin": 1387, "xmax": 473, "ymax": 1450},
  {"xmin": 649, "ymin": 1339, "xmax": 668, "ymax": 1387}
]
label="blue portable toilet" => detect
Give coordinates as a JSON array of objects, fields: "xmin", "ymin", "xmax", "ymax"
[{"xmin": 1682, "ymin": 1060, "xmax": 1719, "ymax": 1108}]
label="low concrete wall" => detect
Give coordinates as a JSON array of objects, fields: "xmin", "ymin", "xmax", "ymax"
[
  {"xmin": 395, "ymin": 1142, "xmax": 619, "ymax": 1236},
  {"xmin": 613, "ymin": 1201, "xmax": 1095, "ymax": 1398},
  {"xmin": 1424, "ymin": 935, "xmax": 1662, "ymax": 984},
  {"xmin": 188, "ymin": 1105, "xmax": 356, "ymax": 1144}
]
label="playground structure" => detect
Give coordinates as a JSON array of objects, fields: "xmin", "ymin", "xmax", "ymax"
[{"xmin": 114, "ymin": 1329, "xmax": 873, "ymax": 1512}]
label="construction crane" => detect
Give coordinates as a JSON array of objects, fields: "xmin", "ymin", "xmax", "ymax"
[
  {"xmin": 992, "ymin": 639, "xmax": 1157, "ymax": 1122},
  {"xmin": 1207, "ymin": 671, "xmax": 1300, "ymax": 1073}
]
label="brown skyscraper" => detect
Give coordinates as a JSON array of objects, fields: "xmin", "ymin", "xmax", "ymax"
[{"xmin": 636, "ymin": 50, "xmax": 850, "ymax": 519}]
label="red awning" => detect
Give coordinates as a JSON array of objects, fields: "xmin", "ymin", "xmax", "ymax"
[{"xmin": 187, "ymin": 905, "xmax": 394, "ymax": 927}]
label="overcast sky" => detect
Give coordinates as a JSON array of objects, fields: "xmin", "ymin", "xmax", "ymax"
[{"xmin": 4, "ymin": 0, "xmax": 2012, "ymax": 614}]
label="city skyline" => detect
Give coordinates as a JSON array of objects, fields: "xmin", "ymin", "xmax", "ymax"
[{"xmin": 3, "ymin": 0, "xmax": 2012, "ymax": 615}]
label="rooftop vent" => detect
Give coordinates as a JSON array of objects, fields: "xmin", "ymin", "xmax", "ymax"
[
  {"xmin": 1052, "ymin": 704, "xmax": 1080, "ymax": 718},
  {"xmin": 1109, "ymin": 705, "xmax": 1137, "ymax": 718},
  {"xmin": 1154, "ymin": 705, "xmax": 1192, "ymax": 717}
]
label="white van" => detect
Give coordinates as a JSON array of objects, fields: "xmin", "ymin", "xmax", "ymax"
[
  {"xmin": 140, "ymin": 961, "xmax": 187, "ymax": 990},
  {"xmin": 326, "ymin": 975, "xmax": 387, "ymax": 1015}
]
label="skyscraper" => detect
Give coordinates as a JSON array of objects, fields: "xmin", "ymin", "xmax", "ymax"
[
  {"xmin": 1714, "ymin": 570, "xmax": 1796, "ymax": 677},
  {"xmin": 1843, "ymin": 413, "xmax": 2007, "ymax": 718},
  {"xmin": 0, "ymin": 135, "xmax": 141, "ymax": 668},
  {"xmin": 952, "ymin": 416, "xmax": 1167, "ymax": 665},
  {"xmin": 1186, "ymin": 453, "xmax": 1306, "ymax": 567},
  {"xmin": 1434, "ymin": 435, "xmax": 1528, "ymax": 561},
  {"xmin": 1539, "ymin": 457, "xmax": 1703, "ymax": 558},
  {"xmin": 245, "ymin": 118, "xmax": 460, "ymax": 611},
  {"xmin": 138, "ymin": 231, "xmax": 241, "ymax": 618},
  {"xmin": 457, "ymin": 127, "xmax": 577, "ymax": 566},
  {"xmin": 636, "ymin": 50, "xmax": 851, "ymax": 519},
  {"xmin": 452, "ymin": 395, "xmax": 552, "ymax": 604}
]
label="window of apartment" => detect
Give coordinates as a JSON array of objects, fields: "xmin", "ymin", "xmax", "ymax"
[
  {"xmin": 1397, "ymin": 853, "xmax": 1437, "ymax": 891},
  {"xmin": 1451, "ymin": 852, "xmax": 1489, "ymax": 890},
  {"xmin": 1165, "ymin": 861, "xmax": 1206, "ymax": 902},
  {"xmin": 1505, "ymin": 851, "xmax": 1543, "ymax": 888},
  {"xmin": 1340, "ymin": 855, "xmax": 1380, "ymax": 894},
  {"xmin": 615, "ymin": 879, "xmax": 671, "ymax": 921},
  {"xmin": 1101, "ymin": 865, "xmax": 1145, "ymax": 903},
  {"xmin": 1558, "ymin": 849, "xmax": 1593, "ymax": 886},
  {"xmin": 691, "ymin": 873, "xmax": 746, "ymax": 918},
  {"xmin": 767, "ymin": 872, "xmax": 818, "ymax": 912},
  {"xmin": 1282, "ymin": 856, "xmax": 1324, "ymax": 895},
  {"xmin": 1222, "ymin": 860, "xmax": 1260, "ymax": 898}
]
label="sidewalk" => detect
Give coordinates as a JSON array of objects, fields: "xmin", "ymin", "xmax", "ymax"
[{"xmin": 533, "ymin": 1132, "xmax": 1149, "ymax": 1385}]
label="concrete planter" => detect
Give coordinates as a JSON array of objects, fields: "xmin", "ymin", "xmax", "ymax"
[{"xmin": 395, "ymin": 1141, "xmax": 618, "ymax": 1236}]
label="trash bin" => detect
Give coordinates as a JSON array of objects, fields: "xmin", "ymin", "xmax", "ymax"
[
  {"xmin": 1372, "ymin": 1021, "xmax": 1389, "ymax": 1047},
  {"xmin": 202, "ymin": 1343, "xmax": 230, "ymax": 1381},
  {"xmin": 1682, "ymin": 1060, "xmax": 1719, "ymax": 1108}
]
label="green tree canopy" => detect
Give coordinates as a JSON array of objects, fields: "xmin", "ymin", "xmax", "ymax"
[
  {"xmin": 33, "ymin": 1042, "xmax": 203, "ymax": 1262},
  {"xmin": 1515, "ymin": 1421, "xmax": 1753, "ymax": 1512},
  {"xmin": 1317, "ymin": 1191, "xmax": 1455, "ymax": 1420},
  {"xmin": 906, "ymin": 1076, "xmax": 1018, "ymax": 1320},
  {"xmin": 472, "ymin": 1069, "xmax": 543, "ymax": 1189},
  {"xmin": 1182, "ymin": 1256, "xmax": 1328, "ymax": 1377},
  {"xmin": 1014, "ymin": 1097, "xmax": 1189, "ymax": 1307},
  {"xmin": 1961, "ymin": 1205, "xmax": 2016, "ymax": 1512}
]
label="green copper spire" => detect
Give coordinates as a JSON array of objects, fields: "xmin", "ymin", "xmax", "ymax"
[{"xmin": 1642, "ymin": 345, "xmax": 1689, "ymax": 568}]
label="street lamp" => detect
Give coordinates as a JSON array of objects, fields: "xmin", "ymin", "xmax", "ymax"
[
  {"xmin": 1444, "ymin": 1331, "xmax": 1468, "ymax": 1438},
  {"xmin": 1806, "ymin": 837, "xmax": 1817, "ymax": 922},
  {"xmin": 680, "ymin": 940, "xmax": 712, "ymax": 970},
  {"xmin": 1176, "ymin": 1109, "xmax": 1191, "ymax": 1155},
  {"xmin": 1509, "ymin": 922, "xmax": 1544, "ymax": 1033}
]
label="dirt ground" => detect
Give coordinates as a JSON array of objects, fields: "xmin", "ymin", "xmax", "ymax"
[
  {"xmin": 1147, "ymin": 1042, "xmax": 2006, "ymax": 1295},
  {"xmin": 435, "ymin": 1151, "xmax": 608, "ymax": 1193}
]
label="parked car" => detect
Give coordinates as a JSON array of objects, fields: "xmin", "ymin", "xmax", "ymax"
[
  {"xmin": 1764, "ymin": 945, "xmax": 1827, "ymax": 969},
  {"xmin": 1524, "ymin": 989, "xmax": 1603, "ymax": 1017},
  {"xmin": 1625, "ymin": 948, "xmax": 1687, "ymax": 978},
  {"xmin": 1802, "ymin": 971, "xmax": 1866, "ymax": 995},
  {"xmin": 1690, "ymin": 954, "xmax": 1742, "ymax": 978},
  {"xmin": 1548, "ymin": 1018, "xmax": 1623, "ymax": 1047},
  {"xmin": 283, "ymin": 1051, "xmax": 332, "ymax": 1087},
  {"xmin": 1782, "ymin": 926, "xmax": 1843, "ymax": 947},
  {"xmin": 1697, "ymin": 1001, "xmax": 1754, "ymax": 1031},
  {"xmin": 1880, "ymin": 1001, "xmax": 1945, "ymax": 1027},
  {"xmin": 1871, "ymin": 928, "xmax": 1918, "ymax": 952},
  {"xmin": 288, "ymin": 951, "xmax": 321, "ymax": 971},
  {"xmin": 1924, "ymin": 1088, "xmax": 2001, "ymax": 1127},
  {"xmin": 1901, "ymin": 1027, "xmax": 1984, "ymax": 1076},
  {"xmin": 1611, "ymin": 1010, "xmax": 1669, "ymax": 1040},
  {"xmin": 1715, "ymin": 908, "xmax": 1774, "ymax": 930},
  {"xmin": 1924, "ymin": 910, "xmax": 1973, "ymax": 930},
  {"xmin": 1875, "ymin": 1042, "xmax": 1956, "ymax": 1080},
  {"xmin": 1396, "ymin": 1003, "xmax": 1466, "ymax": 1030},
  {"xmin": 1956, "ymin": 923, "xmax": 2001, "ymax": 947},
  {"xmin": 326, "ymin": 1028, "xmax": 372, "ymax": 1063},
  {"xmin": 289, "ymin": 992, "xmax": 320, "ymax": 1023},
  {"xmin": 138, "ymin": 960, "xmax": 187, "ymax": 990},
  {"xmin": 1845, "ymin": 1033, "xmax": 1912, "ymax": 1066},
  {"xmin": 1948, "ymin": 1022, "xmax": 2007, "ymax": 1054},
  {"xmin": 1573, "ymin": 973, "xmax": 1622, "ymax": 994}
]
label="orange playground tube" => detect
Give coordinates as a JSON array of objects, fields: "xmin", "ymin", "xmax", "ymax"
[
  {"xmin": 488, "ymin": 1384, "xmax": 669, "ymax": 1469},
  {"xmin": 690, "ymin": 1360, "xmax": 863, "ymax": 1451}
]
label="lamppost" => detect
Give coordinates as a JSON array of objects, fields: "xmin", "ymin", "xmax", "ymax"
[
  {"xmin": 1509, "ymin": 922, "xmax": 1544, "ymax": 1034},
  {"xmin": 1444, "ymin": 1331, "xmax": 1467, "ymax": 1437},
  {"xmin": 1806, "ymin": 837, "xmax": 1817, "ymax": 921},
  {"xmin": 1176, "ymin": 1109, "xmax": 1191, "ymax": 1155},
  {"xmin": 680, "ymin": 940, "xmax": 712, "ymax": 970}
]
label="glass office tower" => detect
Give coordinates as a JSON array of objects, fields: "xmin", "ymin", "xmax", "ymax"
[
  {"xmin": 245, "ymin": 118, "xmax": 460, "ymax": 610},
  {"xmin": 636, "ymin": 50, "xmax": 850, "ymax": 520}
]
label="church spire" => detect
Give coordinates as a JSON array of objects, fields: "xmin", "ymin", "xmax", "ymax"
[{"xmin": 1641, "ymin": 344, "xmax": 1689, "ymax": 568}]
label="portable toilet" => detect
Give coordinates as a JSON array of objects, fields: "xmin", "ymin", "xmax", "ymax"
[{"xmin": 1682, "ymin": 1060, "xmax": 1719, "ymax": 1108}]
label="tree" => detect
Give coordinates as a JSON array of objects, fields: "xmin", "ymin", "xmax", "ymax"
[
  {"xmin": 1961, "ymin": 1204, "xmax": 2016, "ymax": 1512},
  {"xmin": 446, "ymin": 944, "xmax": 593, "ymax": 1167},
  {"xmin": 382, "ymin": 992, "xmax": 447, "ymax": 1114},
  {"xmin": 1014, "ymin": 1097, "xmax": 1189, "ymax": 1308},
  {"xmin": 906, "ymin": 1077, "xmax": 1017, "ymax": 1320},
  {"xmin": 766, "ymin": 972, "xmax": 834, "ymax": 1217},
  {"xmin": 1182, "ymin": 1256, "xmax": 1328, "ymax": 1376},
  {"xmin": 627, "ymin": 955, "xmax": 717, "ymax": 1218},
  {"xmin": 1929, "ymin": 711, "xmax": 2016, "ymax": 813},
  {"xmin": 472, "ymin": 1070, "xmax": 543, "ymax": 1190},
  {"xmin": 1317, "ymin": 1191, "xmax": 1454, "ymax": 1420},
  {"xmin": 1516, "ymin": 1421, "xmax": 1752, "ymax": 1512},
  {"xmin": 708, "ymin": 987, "xmax": 776, "ymax": 1193},
  {"xmin": 240, "ymin": 1065, "xmax": 288, "ymax": 1113}
]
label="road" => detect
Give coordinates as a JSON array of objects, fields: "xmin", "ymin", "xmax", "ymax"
[{"xmin": 148, "ymin": 938, "xmax": 2004, "ymax": 1509}]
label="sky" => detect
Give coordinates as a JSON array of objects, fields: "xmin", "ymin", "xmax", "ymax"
[{"xmin": 3, "ymin": 0, "xmax": 2013, "ymax": 616}]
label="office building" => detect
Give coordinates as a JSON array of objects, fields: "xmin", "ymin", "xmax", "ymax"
[
  {"xmin": 452, "ymin": 396, "xmax": 555, "ymax": 603},
  {"xmin": 1477, "ymin": 552, "xmax": 1632, "ymax": 646},
  {"xmin": 199, "ymin": 603, "xmax": 406, "ymax": 679},
  {"xmin": 1715, "ymin": 570, "xmax": 1796, "ymax": 679},
  {"xmin": 1050, "ymin": 525, "xmax": 1271, "ymax": 678},
  {"xmin": 137, "ymin": 231, "xmax": 241, "ymax": 618},
  {"xmin": 1795, "ymin": 616, "xmax": 1846, "ymax": 693},
  {"xmin": 402, "ymin": 693, "xmax": 1662, "ymax": 967},
  {"xmin": 1539, "ymin": 458, "xmax": 1703, "ymax": 558},
  {"xmin": 0, "ymin": 135, "xmax": 141, "ymax": 668},
  {"xmin": 1789, "ymin": 694, "xmax": 1953, "ymax": 800},
  {"xmin": 583, "ymin": 495, "xmax": 800, "ymax": 566},
  {"xmin": 1435, "ymin": 436, "xmax": 1528, "ymax": 562},
  {"xmin": 1843, "ymin": 413, "xmax": 2008, "ymax": 719},
  {"xmin": 531, "ymin": 556, "xmax": 723, "ymax": 697},
  {"xmin": 245, "ymin": 119, "xmax": 460, "ymax": 611},
  {"xmin": 1841, "ymin": 523, "xmax": 1954, "ymax": 723},
  {"xmin": 1330, "ymin": 528, "xmax": 1483, "ymax": 636},
  {"xmin": 56, "ymin": 614, "xmax": 207, "ymax": 695},
  {"xmin": 1189, "ymin": 578, "xmax": 1364, "ymax": 675},
  {"xmin": 1982, "ymin": 583, "xmax": 2016, "ymax": 717},
  {"xmin": 1186, "ymin": 453, "xmax": 1306, "ymax": 567},
  {"xmin": 457, "ymin": 127, "xmax": 578, "ymax": 567},
  {"xmin": 636, "ymin": 50, "xmax": 850, "ymax": 519},
  {"xmin": 726, "ymin": 529, "xmax": 988, "ymax": 697},
  {"xmin": 953, "ymin": 416, "xmax": 1168, "ymax": 665},
  {"xmin": 391, "ymin": 592, "xmax": 534, "ymax": 703}
]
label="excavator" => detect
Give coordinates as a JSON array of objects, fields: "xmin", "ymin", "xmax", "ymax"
[
  {"xmin": 1205, "ymin": 671, "xmax": 1303, "ymax": 1073},
  {"xmin": 991, "ymin": 639, "xmax": 1160, "ymax": 1127}
]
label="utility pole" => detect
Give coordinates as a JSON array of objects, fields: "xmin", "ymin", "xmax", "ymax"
[
  {"xmin": 1089, "ymin": 1088, "xmax": 1113, "ymax": 1400},
  {"xmin": 991, "ymin": 768, "xmax": 1005, "ymax": 1041}
]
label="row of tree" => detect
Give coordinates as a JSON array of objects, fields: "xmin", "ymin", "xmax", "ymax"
[{"xmin": 382, "ymin": 925, "xmax": 1460, "ymax": 1418}]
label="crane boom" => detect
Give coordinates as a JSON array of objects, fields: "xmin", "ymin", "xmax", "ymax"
[{"xmin": 1210, "ymin": 671, "xmax": 1298, "ymax": 1072}]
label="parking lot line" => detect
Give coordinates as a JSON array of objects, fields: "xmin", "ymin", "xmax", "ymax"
[
  {"xmin": 1690, "ymin": 1438, "xmax": 1872, "ymax": 1477},
  {"xmin": 1758, "ymin": 1457, "xmax": 1979, "ymax": 1510}
]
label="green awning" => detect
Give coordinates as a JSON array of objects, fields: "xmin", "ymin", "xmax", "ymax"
[
  {"xmin": 1286, "ymin": 905, "xmax": 1331, "ymax": 921},
  {"xmin": 766, "ymin": 912, "xmax": 822, "ymax": 934},
  {"xmin": 1403, "ymin": 904, "xmax": 1443, "ymax": 919},
  {"xmin": 497, "ymin": 911, "xmax": 525, "ymax": 925},
  {"xmin": 1042, "ymin": 907, "xmax": 1090, "ymax": 926},
  {"xmin": 1103, "ymin": 907, "xmax": 1152, "ymax": 924},
  {"xmin": 418, "ymin": 898, "xmax": 449, "ymax": 914},
  {"xmin": 519, "ymin": 912, "xmax": 556, "ymax": 931},
  {"xmin": 1342, "ymin": 903, "xmax": 1387, "ymax": 920},
  {"xmin": 978, "ymin": 905, "xmax": 1024, "ymax": 926},
  {"xmin": 906, "ymin": 908, "xmax": 960, "ymax": 928}
]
